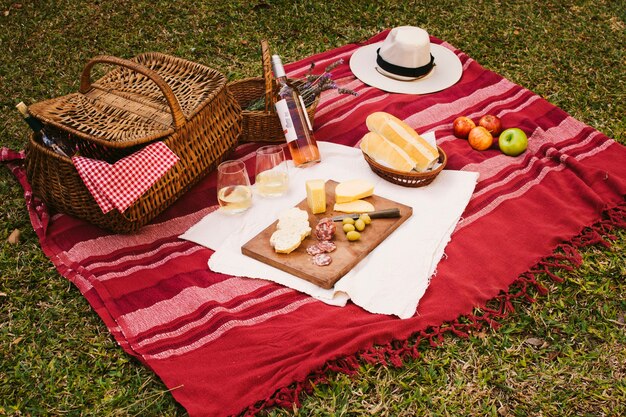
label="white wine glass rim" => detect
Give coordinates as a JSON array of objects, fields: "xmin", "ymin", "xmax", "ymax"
[{"xmin": 218, "ymin": 159, "xmax": 247, "ymax": 174}]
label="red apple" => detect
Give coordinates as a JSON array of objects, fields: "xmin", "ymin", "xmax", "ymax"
[
  {"xmin": 478, "ymin": 114, "xmax": 503, "ymax": 136},
  {"xmin": 453, "ymin": 116, "xmax": 476, "ymax": 139},
  {"xmin": 468, "ymin": 126, "xmax": 493, "ymax": 151}
]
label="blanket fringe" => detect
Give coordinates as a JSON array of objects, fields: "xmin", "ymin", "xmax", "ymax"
[
  {"xmin": 1, "ymin": 148, "xmax": 50, "ymax": 236},
  {"xmin": 241, "ymin": 201, "xmax": 626, "ymax": 417}
]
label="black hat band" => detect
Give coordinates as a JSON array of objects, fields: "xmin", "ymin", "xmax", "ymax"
[{"xmin": 376, "ymin": 48, "xmax": 435, "ymax": 78}]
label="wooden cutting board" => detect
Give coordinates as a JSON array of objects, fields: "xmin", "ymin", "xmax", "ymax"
[{"xmin": 241, "ymin": 180, "xmax": 413, "ymax": 289}]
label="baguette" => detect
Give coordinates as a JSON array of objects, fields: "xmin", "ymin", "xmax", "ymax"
[
  {"xmin": 360, "ymin": 131, "xmax": 415, "ymax": 172},
  {"xmin": 366, "ymin": 112, "xmax": 439, "ymax": 172},
  {"xmin": 270, "ymin": 229, "xmax": 304, "ymax": 254},
  {"xmin": 271, "ymin": 207, "xmax": 311, "ymax": 253}
]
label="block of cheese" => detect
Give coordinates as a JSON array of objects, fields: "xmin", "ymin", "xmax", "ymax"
[
  {"xmin": 305, "ymin": 179, "xmax": 326, "ymax": 214},
  {"xmin": 360, "ymin": 131, "xmax": 415, "ymax": 173},
  {"xmin": 334, "ymin": 179, "xmax": 374, "ymax": 204},
  {"xmin": 333, "ymin": 199, "xmax": 375, "ymax": 213},
  {"xmin": 366, "ymin": 112, "xmax": 439, "ymax": 172}
]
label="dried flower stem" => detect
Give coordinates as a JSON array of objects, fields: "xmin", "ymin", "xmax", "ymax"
[{"xmin": 246, "ymin": 58, "xmax": 357, "ymax": 111}]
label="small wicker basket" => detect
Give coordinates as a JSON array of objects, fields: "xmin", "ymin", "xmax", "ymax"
[
  {"xmin": 227, "ymin": 40, "xmax": 319, "ymax": 143},
  {"xmin": 363, "ymin": 146, "xmax": 448, "ymax": 187},
  {"xmin": 25, "ymin": 53, "xmax": 242, "ymax": 233}
]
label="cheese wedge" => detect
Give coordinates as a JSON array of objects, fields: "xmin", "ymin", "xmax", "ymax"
[
  {"xmin": 360, "ymin": 131, "xmax": 415, "ymax": 172},
  {"xmin": 335, "ymin": 179, "xmax": 374, "ymax": 204},
  {"xmin": 305, "ymin": 179, "xmax": 326, "ymax": 214},
  {"xmin": 333, "ymin": 199, "xmax": 375, "ymax": 213},
  {"xmin": 366, "ymin": 112, "xmax": 439, "ymax": 172}
]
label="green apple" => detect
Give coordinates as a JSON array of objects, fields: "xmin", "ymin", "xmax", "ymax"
[{"xmin": 499, "ymin": 128, "xmax": 528, "ymax": 156}]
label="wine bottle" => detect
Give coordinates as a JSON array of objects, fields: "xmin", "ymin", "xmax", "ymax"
[
  {"xmin": 271, "ymin": 55, "xmax": 321, "ymax": 167},
  {"xmin": 15, "ymin": 102, "xmax": 69, "ymax": 157}
]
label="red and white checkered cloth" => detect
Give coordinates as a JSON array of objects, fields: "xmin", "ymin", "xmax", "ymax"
[{"xmin": 73, "ymin": 142, "xmax": 179, "ymax": 214}]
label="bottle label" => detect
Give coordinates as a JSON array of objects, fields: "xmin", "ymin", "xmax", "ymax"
[{"xmin": 275, "ymin": 99, "xmax": 297, "ymax": 143}]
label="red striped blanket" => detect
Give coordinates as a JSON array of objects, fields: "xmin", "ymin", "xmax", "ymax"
[{"xmin": 3, "ymin": 31, "xmax": 626, "ymax": 416}]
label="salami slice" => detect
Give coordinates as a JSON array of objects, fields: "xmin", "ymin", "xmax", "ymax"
[
  {"xmin": 314, "ymin": 217, "xmax": 336, "ymax": 241},
  {"xmin": 312, "ymin": 253, "xmax": 332, "ymax": 266},
  {"xmin": 316, "ymin": 240, "xmax": 336, "ymax": 253},
  {"xmin": 306, "ymin": 244, "xmax": 324, "ymax": 256}
]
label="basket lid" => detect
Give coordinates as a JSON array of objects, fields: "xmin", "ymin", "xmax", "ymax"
[{"xmin": 29, "ymin": 53, "xmax": 228, "ymax": 148}]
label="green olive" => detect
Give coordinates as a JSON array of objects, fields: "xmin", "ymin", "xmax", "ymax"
[
  {"xmin": 346, "ymin": 230, "xmax": 361, "ymax": 241},
  {"xmin": 343, "ymin": 223, "xmax": 355, "ymax": 233},
  {"xmin": 342, "ymin": 217, "xmax": 355, "ymax": 225},
  {"xmin": 354, "ymin": 218, "xmax": 366, "ymax": 231},
  {"xmin": 359, "ymin": 213, "xmax": 371, "ymax": 225}
]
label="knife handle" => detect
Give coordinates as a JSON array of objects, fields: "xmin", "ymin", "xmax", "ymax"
[{"xmin": 368, "ymin": 208, "xmax": 400, "ymax": 219}]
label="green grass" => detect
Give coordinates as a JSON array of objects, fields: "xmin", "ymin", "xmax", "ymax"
[{"xmin": 1, "ymin": 0, "xmax": 625, "ymax": 415}]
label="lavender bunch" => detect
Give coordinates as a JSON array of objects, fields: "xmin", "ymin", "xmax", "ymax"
[{"xmin": 246, "ymin": 58, "xmax": 357, "ymax": 111}]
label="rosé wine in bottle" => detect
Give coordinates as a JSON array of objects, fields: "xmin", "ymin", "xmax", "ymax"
[{"xmin": 271, "ymin": 55, "xmax": 321, "ymax": 167}]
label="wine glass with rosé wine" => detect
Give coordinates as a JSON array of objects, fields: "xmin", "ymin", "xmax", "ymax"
[{"xmin": 217, "ymin": 160, "xmax": 252, "ymax": 214}]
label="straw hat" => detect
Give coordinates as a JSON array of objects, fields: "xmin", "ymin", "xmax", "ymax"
[{"xmin": 350, "ymin": 26, "xmax": 463, "ymax": 94}]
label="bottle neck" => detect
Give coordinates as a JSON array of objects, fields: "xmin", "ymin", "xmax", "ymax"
[
  {"xmin": 276, "ymin": 75, "xmax": 288, "ymax": 88},
  {"xmin": 271, "ymin": 54, "xmax": 288, "ymax": 85}
]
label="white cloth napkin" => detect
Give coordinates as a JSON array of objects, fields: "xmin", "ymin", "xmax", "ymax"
[{"xmin": 181, "ymin": 139, "xmax": 478, "ymax": 318}]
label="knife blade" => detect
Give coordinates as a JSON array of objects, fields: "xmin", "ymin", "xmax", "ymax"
[{"xmin": 331, "ymin": 208, "xmax": 401, "ymax": 222}]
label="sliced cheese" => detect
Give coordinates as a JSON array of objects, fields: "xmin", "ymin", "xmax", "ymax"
[
  {"xmin": 333, "ymin": 199, "xmax": 375, "ymax": 213},
  {"xmin": 360, "ymin": 131, "xmax": 415, "ymax": 172},
  {"xmin": 335, "ymin": 179, "xmax": 374, "ymax": 204},
  {"xmin": 366, "ymin": 112, "xmax": 439, "ymax": 172},
  {"xmin": 305, "ymin": 179, "xmax": 326, "ymax": 214}
]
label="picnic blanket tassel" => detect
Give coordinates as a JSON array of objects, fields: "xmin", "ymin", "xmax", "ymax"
[
  {"xmin": 360, "ymin": 346, "xmax": 392, "ymax": 366},
  {"xmin": 519, "ymin": 272, "xmax": 548, "ymax": 297},
  {"xmin": 324, "ymin": 356, "xmax": 361, "ymax": 375},
  {"xmin": 0, "ymin": 147, "xmax": 50, "ymax": 236},
  {"xmin": 605, "ymin": 203, "xmax": 626, "ymax": 229},
  {"xmin": 387, "ymin": 342, "xmax": 406, "ymax": 367}
]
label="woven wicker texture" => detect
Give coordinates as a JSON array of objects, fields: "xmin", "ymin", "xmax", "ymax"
[
  {"xmin": 227, "ymin": 40, "xmax": 319, "ymax": 143},
  {"xmin": 25, "ymin": 53, "xmax": 242, "ymax": 233},
  {"xmin": 362, "ymin": 146, "xmax": 448, "ymax": 187}
]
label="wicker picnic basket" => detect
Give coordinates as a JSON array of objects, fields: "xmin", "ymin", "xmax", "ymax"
[
  {"xmin": 24, "ymin": 53, "xmax": 242, "ymax": 233},
  {"xmin": 227, "ymin": 40, "xmax": 319, "ymax": 143}
]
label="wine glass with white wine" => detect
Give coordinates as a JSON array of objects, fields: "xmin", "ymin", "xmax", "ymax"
[
  {"xmin": 217, "ymin": 160, "xmax": 252, "ymax": 214},
  {"xmin": 255, "ymin": 145, "xmax": 289, "ymax": 197}
]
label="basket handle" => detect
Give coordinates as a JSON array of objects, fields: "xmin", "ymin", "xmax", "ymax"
[
  {"xmin": 261, "ymin": 40, "xmax": 277, "ymax": 113},
  {"xmin": 78, "ymin": 55, "xmax": 186, "ymax": 129}
]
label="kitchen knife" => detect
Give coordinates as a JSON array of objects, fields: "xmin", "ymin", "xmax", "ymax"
[{"xmin": 331, "ymin": 208, "xmax": 400, "ymax": 222}]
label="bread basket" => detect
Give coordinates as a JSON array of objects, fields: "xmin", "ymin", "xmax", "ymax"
[{"xmin": 362, "ymin": 146, "xmax": 447, "ymax": 187}]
